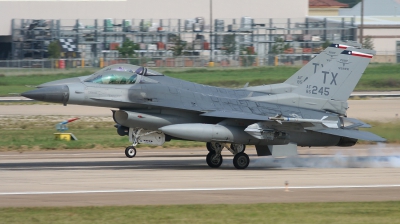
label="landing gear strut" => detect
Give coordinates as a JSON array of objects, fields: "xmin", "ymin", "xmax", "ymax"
[{"xmin": 124, "ymin": 128, "xmax": 141, "ymax": 158}]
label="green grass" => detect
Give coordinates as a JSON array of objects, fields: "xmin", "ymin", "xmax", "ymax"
[
  {"xmin": 0, "ymin": 118, "xmax": 205, "ymax": 151},
  {"xmin": 1, "ymin": 64, "xmax": 400, "ymax": 96},
  {"xmin": 360, "ymin": 120, "xmax": 400, "ymax": 144},
  {"xmin": 1, "ymin": 202, "xmax": 400, "ymax": 224}
]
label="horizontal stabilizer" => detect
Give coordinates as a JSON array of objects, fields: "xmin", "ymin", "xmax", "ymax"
[{"xmin": 311, "ymin": 128, "xmax": 385, "ymax": 142}]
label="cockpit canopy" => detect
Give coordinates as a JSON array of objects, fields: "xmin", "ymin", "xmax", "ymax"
[
  {"xmin": 84, "ymin": 71, "xmax": 137, "ymax": 84},
  {"xmin": 84, "ymin": 64, "xmax": 163, "ymax": 84}
]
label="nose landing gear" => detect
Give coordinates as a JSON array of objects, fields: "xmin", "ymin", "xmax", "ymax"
[{"xmin": 125, "ymin": 146, "xmax": 137, "ymax": 158}]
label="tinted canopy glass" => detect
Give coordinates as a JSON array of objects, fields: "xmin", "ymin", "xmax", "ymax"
[{"xmin": 85, "ymin": 71, "xmax": 137, "ymax": 84}]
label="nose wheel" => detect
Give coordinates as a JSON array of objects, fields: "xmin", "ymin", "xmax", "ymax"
[{"xmin": 125, "ymin": 146, "xmax": 137, "ymax": 158}]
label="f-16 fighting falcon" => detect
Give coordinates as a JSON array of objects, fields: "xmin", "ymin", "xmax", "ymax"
[{"xmin": 22, "ymin": 44, "xmax": 385, "ymax": 169}]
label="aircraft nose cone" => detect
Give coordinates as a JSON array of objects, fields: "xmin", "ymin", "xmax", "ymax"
[{"xmin": 21, "ymin": 85, "xmax": 70, "ymax": 105}]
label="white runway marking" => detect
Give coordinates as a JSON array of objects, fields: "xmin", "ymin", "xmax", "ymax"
[
  {"xmin": 0, "ymin": 153, "xmax": 121, "ymax": 157},
  {"xmin": 1, "ymin": 185, "xmax": 400, "ymax": 196},
  {"xmin": 0, "ymin": 151, "xmax": 193, "ymax": 157}
]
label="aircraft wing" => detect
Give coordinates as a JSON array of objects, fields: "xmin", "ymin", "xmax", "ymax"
[
  {"xmin": 309, "ymin": 128, "xmax": 386, "ymax": 142},
  {"xmin": 201, "ymin": 110, "xmax": 385, "ymax": 142}
]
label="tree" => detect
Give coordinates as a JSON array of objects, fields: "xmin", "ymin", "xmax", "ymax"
[
  {"xmin": 48, "ymin": 41, "xmax": 61, "ymax": 59},
  {"xmin": 363, "ymin": 36, "xmax": 374, "ymax": 50},
  {"xmin": 270, "ymin": 37, "xmax": 290, "ymax": 54},
  {"xmin": 117, "ymin": 38, "xmax": 139, "ymax": 58},
  {"xmin": 322, "ymin": 40, "xmax": 332, "ymax": 49},
  {"xmin": 222, "ymin": 34, "xmax": 236, "ymax": 55},
  {"xmin": 240, "ymin": 46, "xmax": 256, "ymax": 67},
  {"xmin": 170, "ymin": 35, "xmax": 186, "ymax": 57}
]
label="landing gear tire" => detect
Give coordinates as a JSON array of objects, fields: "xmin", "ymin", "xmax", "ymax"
[
  {"xmin": 233, "ymin": 152, "xmax": 250, "ymax": 169},
  {"xmin": 125, "ymin": 146, "xmax": 137, "ymax": 158},
  {"xmin": 230, "ymin": 143, "xmax": 246, "ymax": 153},
  {"xmin": 206, "ymin": 151, "xmax": 223, "ymax": 168},
  {"xmin": 206, "ymin": 142, "xmax": 214, "ymax": 152}
]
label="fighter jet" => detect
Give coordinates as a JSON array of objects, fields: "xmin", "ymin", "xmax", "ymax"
[{"xmin": 22, "ymin": 47, "xmax": 385, "ymax": 169}]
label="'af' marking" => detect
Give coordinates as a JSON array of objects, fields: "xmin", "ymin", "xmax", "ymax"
[{"xmin": 322, "ymin": 71, "xmax": 338, "ymax": 85}]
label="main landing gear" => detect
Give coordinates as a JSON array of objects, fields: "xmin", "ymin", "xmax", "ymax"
[{"xmin": 205, "ymin": 142, "xmax": 249, "ymax": 169}]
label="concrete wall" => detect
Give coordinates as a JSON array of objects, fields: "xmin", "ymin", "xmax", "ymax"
[
  {"xmin": 362, "ymin": 28, "xmax": 400, "ymax": 56},
  {"xmin": 309, "ymin": 8, "xmax": 341, "ymax": 16},
  {"xmin": 0, "ymin": 0, "xmax": 308, "ymax": 35}
]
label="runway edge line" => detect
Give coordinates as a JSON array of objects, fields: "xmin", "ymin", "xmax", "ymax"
[{"xmin": 2, "ymin": 184, "xmax": 400, "ymax": 195}]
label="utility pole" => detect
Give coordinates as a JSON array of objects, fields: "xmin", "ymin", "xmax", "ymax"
[
  {"xmin": 360, "ymin": 0, "xmax": 364, "ymax": 46},
  {"xmin": 209, "ymin": 0, "xmax": 214, "ymax": 67}
]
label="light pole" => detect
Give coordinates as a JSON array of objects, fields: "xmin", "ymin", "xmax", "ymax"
[
  {"xmin": 209, "ymin": 0, "xmax": 214, "ymax": 67},
  {"xmin": 359, "ymin": 0, "xmax": 364, "ymax": 46}
]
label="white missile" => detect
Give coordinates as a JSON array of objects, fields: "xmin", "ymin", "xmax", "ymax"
[{"xmin": 269, "ymin": 116, "xmax": 338, "ymax": 128}]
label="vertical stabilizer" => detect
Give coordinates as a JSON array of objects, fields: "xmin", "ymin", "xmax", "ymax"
[
  {"xmin": 284, "ymin": 43, "xmax": 357, "ymax": 86},
  {"xmin": 293, "ymin": 50, "xmax": 373, "ymax": 102}
]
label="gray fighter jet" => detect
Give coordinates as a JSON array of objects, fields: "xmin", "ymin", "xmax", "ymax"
[{"xmin": 22, "ymin": 47, "xmax": 385, "ymax": 169}]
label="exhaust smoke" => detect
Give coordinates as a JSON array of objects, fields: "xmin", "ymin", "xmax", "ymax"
[{"xmin": 234, "ymin": 143, "xmax": 400, "ymax": 169}]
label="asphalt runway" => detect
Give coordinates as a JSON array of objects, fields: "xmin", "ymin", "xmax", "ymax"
[{"xmin": 1, "ymin": 147, "xmax": 400, "ymax": 207}]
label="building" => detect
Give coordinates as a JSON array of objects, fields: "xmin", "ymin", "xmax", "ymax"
[
  {"xmin": 2, "ymin": 0, "xmax": 398, "ymax": 64},
  {"xmin": 339, "ymin": 0, "xmax": 400, "ymax": 16},
  {"xmin": 339, "ymin": 0, "xmax": 400, "ymax": 62},
  {"xmin": 309, "ymin": 0, "xmax": 349, "ymax": 16},
  {"xmin": 0, "ymin": 0, "xmax": 309, "ymax": 60}
]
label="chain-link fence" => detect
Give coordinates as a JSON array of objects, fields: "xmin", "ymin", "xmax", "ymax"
[{"xmin": 0, "ymin": 52, "xmax": 397, "ymax": 75}]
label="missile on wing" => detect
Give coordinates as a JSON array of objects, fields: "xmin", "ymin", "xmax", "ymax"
[
  {"xmin": 268, "ymin": 115, "xmax": 339, "ymax": 128},
  {"xmin": 159, "ymin": 123, "xmax": 290, "ymax": 145}
]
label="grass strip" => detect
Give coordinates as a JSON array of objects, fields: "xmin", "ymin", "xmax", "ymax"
[{"xmin": 0, "ymin": 201, "xmax": 400, "ymax": 224}]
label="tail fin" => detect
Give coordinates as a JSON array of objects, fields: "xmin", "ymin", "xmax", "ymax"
[
  {"xmin": 292, "ymin": 50, "xmax": 373, "ymax": 102},
  {"xmin": 284, "ymin": 43, "xmax": 358, "ymax": 86}
]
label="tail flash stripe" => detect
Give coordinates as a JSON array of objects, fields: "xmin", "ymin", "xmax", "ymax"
[
  {"xmin": 341, "ymin": 50, "xmax": 373, "ymax": 58},
  {"xmin": 330, "ymin": 44, "xmax": 350, "ymax": 49},
  {"xmin": 338, "ymin": 44, "xmax": 350, "ymax": 49},
  {"xmin": 351, "ymin": 51, "xmax": 373, "ymax": 58}
]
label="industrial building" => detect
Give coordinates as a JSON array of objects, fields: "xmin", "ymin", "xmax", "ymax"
[{"xmin": 0, "ymin": 0, "xmax": 398, "ymax": 65}]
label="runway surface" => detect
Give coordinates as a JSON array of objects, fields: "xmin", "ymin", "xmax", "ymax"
[{"xmin": 1, "ymin": 147, "xmax": 400, "ymax": 207}]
